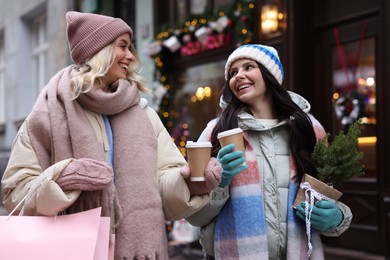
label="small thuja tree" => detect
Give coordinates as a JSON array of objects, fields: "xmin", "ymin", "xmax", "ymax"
[{"xmin": 312, "ymin": 120, "xmax": 365, "ymax": 187}]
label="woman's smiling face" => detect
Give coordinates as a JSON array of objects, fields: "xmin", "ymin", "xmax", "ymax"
[
  {"xmin": 228, "ymin": 58, "xmax": 269, "ymax": 106},
  {"xmin": 103, "ymin": 33, "xmax": 134, "ymax": 85}
]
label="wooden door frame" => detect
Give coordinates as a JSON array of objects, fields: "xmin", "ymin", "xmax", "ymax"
[
  {"xmin": 307, "ymin": 2, "xmax": 387, "ymax": 256},
  {"xmin": 379, "ymin": 0, "xmax": 390, "ymax": 257}
]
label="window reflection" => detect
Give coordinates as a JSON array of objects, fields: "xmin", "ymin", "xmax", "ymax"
[
  {"xmin": 170, "ymin": 60, "xmax": 225, "ymax": 156},
  {"xmin": 332, "ymin": 37, "xmax": 376, "ymax": 178}
]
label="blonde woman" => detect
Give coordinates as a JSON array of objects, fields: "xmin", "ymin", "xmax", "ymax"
[{"xmin": 2, "ymin": 11, "xmax": 221, "ymax": 259}]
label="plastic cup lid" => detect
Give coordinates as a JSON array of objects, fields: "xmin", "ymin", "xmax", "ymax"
[
  {"xmin": 185, "ymin": 141, "xmax": 212, "ymax": 148},
  {"xmin": 217, "ymin": 128, "xmax": 243, "ymax": 139}
]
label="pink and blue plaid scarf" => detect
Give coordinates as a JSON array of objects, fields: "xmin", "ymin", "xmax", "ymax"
[{"xmin": 207, "ymin": 117, "xmax": 326, "ymax": 259}]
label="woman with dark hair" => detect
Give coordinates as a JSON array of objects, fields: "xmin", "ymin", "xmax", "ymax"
[{"xmin": 186, "ymin": 44, "xmax": 352, "ymax": 259}]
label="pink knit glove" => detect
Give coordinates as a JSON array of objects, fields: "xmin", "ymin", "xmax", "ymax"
[
  {"xmin": 180, "ymin": 157, "xmax": 222, "ymax": 196},
  {"xmin": 56, "ymin": 158, "xmax": 113, "ymax": 191}
]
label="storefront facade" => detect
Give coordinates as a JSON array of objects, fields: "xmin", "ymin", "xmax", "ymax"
[
  {"xmin": 0, "ymin": 0, "xmax": 388, "ymax": 257},
  {"xmin": 302, "ymin": 1, "xmax": 389, "ymax": 258},
  {"xmin": 150, "ymin": 0, "xmax": 390, "ymax": 258}
]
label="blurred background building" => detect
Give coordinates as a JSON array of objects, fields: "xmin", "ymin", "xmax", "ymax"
[{"xmin": 0, "ymin": 0, "xmax": 389, "ymax": 259}]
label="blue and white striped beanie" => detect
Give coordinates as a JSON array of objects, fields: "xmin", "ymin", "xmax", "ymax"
[{"xmin": 224, "ymin": 44, "xmax": 284, "ymax": 85}]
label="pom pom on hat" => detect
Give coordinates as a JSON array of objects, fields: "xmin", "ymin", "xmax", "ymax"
[
  {"xmin": 66, "ymin": 11, "xmax": 133, "ymax": 65},
  {"xmin": 225, "ymin": 44, "xmax": 284, "ymax": 85}
]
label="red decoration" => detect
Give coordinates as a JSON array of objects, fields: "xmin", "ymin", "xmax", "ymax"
[{"xmin": 180, "ymin": 33, "xmax": 232, "ymax": 57}]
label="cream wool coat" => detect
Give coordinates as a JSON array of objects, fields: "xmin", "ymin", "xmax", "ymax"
[{"xmin": 2, "ymin": 98, "xmax": 209, "ymax": 220}]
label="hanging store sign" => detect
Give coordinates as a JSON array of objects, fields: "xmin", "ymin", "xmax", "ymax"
[{"xmin": 180, "ymin": 33, "xmax": 232, "ymax": 57}]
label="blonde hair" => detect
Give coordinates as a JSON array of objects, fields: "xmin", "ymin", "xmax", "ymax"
[{"xmin": 70, "ymin": 42, "xmax": 150, "ymax": 99}]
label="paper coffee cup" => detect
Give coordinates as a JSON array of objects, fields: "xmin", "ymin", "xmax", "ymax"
[
  {"xmin": 217, "ymin": 128, "xmax": 246, "ymax": 166},
  {"xmin": 185, "ymin": 141, "xmax": 212, "ymax": 182},
  {"xmin": 217, "ymin": 128, "xmax": 245, "ymax": 152}
]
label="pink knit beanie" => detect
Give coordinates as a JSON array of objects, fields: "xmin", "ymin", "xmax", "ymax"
[{"xmin": 66, "ymin": 11, "xmax": 133, "ymax": 65}]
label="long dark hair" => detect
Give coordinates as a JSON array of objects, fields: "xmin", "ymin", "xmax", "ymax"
[{"xmin": 210, "ymin": 62, "xmax": 317, "ymax": 182}]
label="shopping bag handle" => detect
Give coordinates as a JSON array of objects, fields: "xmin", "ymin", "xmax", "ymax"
[
  {"xmin": 7, "ymin": 192, "xmax": 64, "ymax": 220},
  {"xmin": 7, "ymin": 193, "xmax": 29, "ymax": 219},
  {"xmin": 6, "ymin": 169, "xmax": 61, "ymax": 219}
]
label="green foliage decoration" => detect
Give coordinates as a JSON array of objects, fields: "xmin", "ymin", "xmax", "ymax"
[{"xmin": 312, "ymin": 120, "xmax": 365, "ymax": 187}]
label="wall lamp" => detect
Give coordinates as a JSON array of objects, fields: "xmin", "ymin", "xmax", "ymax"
[{"xmin": 261, "ymin": 4, "xmax": 282, "ymax": 36}]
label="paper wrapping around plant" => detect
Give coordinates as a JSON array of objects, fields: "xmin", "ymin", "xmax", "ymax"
[
  {"xmin": 293, "ymin": 173, "xmax": 343, "ymax": 257},
  {"xmin": 293, "ymin": 174, "xmax": 342, "ymax": 208}
]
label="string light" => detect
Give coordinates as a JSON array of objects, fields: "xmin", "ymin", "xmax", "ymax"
[
  {"xmin": 151, "ymin": 0, "xmax": 255, "ymax": 153},
  {"xmin": 192, "ymin": 86, "xmax": 213, "ymax": 102},
  {"xmin": 160, "ymin": 75, "xmax": 167, "ymax": 82}
]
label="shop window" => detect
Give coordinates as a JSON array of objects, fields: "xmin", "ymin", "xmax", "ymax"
[
  {"xmin": 213, "ymin": 0, "xmax": 234, "ymax": 9},
  {"xmin": 191, "ymin": 0, "xmax": 208, "ymax": 14},
  {"xmin": 169, "ymin": 60, "xmax": 225, "ymax": 156},
  {"xmin": 190, "ymin": 0, "xmax": 234, "ymax": 14},
  {"xmin": 175, "ymin": 0, "xmax": 211, "ymax": 24},
  {"xmin": 31, "ymin": 13, "xmax": 48, "ymax": 100},
  {"xmin": 176, "ymin": 0, "xmax": 188, "ymax": 24},
  {"xmin": 332, "ymin": 37, "xmax": 376, "ymax": 178},
  {"xmin": 175, "ymin": 0, "xmax": 235, "ymax": 24},
  {"xmin": 153, "ymin": 0, "xmax": 255, "ymax": 156}
]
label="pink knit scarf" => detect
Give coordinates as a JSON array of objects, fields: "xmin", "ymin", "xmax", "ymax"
[{"xmin": 27, "ymin": 66, "xmax": 167, "ymax": 259}]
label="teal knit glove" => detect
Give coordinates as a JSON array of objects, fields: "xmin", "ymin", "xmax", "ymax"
[
  {"xmin": 295, "ymin": 200, "xmax": 343, "ymax": 231},
  {"xmin": 217, "ymin": 144, "xmax": 248, "ymax": 188}
]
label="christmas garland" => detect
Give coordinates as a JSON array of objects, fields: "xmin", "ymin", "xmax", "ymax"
[
  {"xmin": 145, "ymin": 0, "xmax": 255, "ymax": 151},
  {"xmin": 146, "ymin": 0, "xmax": 255, "ymax": 58}
]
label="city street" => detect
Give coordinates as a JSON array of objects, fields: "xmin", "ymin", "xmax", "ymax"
[{"xmin": 168, "ymin": 241, "xmax": 205, "ymax": 260}]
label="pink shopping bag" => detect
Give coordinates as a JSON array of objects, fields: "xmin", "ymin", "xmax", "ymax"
[
  {"xmin": 0, "ymin": 207, "xmax": 111, "ymax": 260},
  {"xmin": 95, "ymin": 215, "xmax": 114, "ymax": 260}
]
